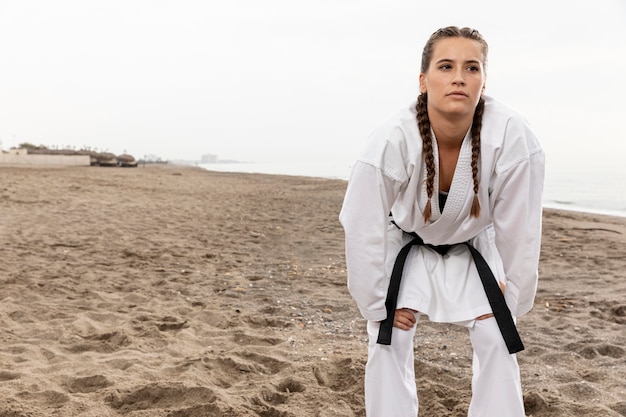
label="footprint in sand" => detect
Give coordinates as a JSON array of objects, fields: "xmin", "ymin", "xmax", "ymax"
[
  {"xmin": 217, "ymin": 350, "xmax": 288, "ymax": 376},
  {"xmin": 609, "ymin": 402, "xmax": 626, "ymax": 416},
  {"xmin": 312, "ymin": 358, "xmax": 360, "ymax": 392},
  {"xmin": 155, "ymin": 316, "xmax": 190, "ymax": 331},
  {"xmin": 0, "ymin": 371, "xmax": 20, "ymax": 381},
  {"xmin": 231, "ymin": 331, "xmax": 284, "ymax": 347},
  {"xmin": 255, "ymin": 379, "xmax": 305, "ymax": 409},
  {"xmin": 167, "ymin": 403, "xmax": 239, "ymax": 417},
  {"xmin": 65, "ymin": 331, "xmax": 131, "ymax": 353},
  {"xmin": 201, "ymin": 349, "xmax": 289, "ymax": 391},
  {"xmin": 258, "ymin": 387, "xmax": 289, "ymax": 406},
  {"xmin": 131, "ymin": 314, "xmax": 190, "ymax": 332},
  {"xmin": 15, "ymin": 390, "xmax": 69, "ymax": 408},
  {"xmin": 64, "ymin": 374, "xmax": 111, "ymax": 393},
  {"xmin": 523, "ymin": 391, "xmax": 550, "ymax": 414},
  {"xmin": 565, "ymin": 341, "xmax": 625, "ymax": 359},
  {"xmin": 558, "ymin": 381, "xmax": 603, "ymax": 402},
  {"xmin": 105, "ymin": 383, "xmax": 216, "ymax": 413},
  {"xmin": 589, "ymin": 301, "xmax": 626, "ymax": 324},
  {"xmin": 276, "ymin": 377, "xmax": 306, "ymax": 394}
]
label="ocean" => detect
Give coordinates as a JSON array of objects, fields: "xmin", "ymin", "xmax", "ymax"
[{"xmin": 198, "ymin": 157, "xmax": 626, "ymax": 218}]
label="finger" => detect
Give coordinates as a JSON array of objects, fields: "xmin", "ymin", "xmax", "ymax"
[
  {"xmin": 394, "ymin": 321, "xmax": 411, "ymax": 330},
  {"xmin": 394, "ymin": 316, "xmax": 415, "ymax": 329},
  {"xmin": 399, "ymin": 310, "xmax": 416, "ymax": 324}
]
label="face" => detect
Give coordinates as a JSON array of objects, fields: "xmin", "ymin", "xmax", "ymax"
[{"xmin": 419, "ymin": 37, "xmax": 486, "ymax": 119}]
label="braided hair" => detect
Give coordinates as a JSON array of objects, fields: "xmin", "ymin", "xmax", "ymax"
[{"xmin": 418, "ymin": 26, "xmax": 488, "ymax": 223}]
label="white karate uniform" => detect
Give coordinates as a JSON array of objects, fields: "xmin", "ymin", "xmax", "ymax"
[{"xmin": 339, "ymin": 96, "xmax": 544, "ymax": 417}]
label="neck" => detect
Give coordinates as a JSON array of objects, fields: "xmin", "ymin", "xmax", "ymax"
[{"xmin": 428, "ymin": 109, "xmax": 473, "ymax": 148}]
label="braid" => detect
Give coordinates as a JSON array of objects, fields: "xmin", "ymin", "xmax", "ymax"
[
  {"xmin": 469, "ymin": 97, "xmax": 485, "ymax": 218},
  {"xmin": 418, "ymin": 26, "xmax": 489, "ymax": 221},
  {"xmin": 417, "ymin": 93, "xmax": 435, "ymax": 222}
]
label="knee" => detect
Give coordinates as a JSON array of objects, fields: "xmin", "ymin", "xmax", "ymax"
[
  {"xmin": 471, "ymin": 317, "xmax": 508, "ymax": 355},
  {"xmin": 391, "ymin": 324, "xmax": 417, "ymax": 348},
  {"xmin": 366, "ymin": 320, "xmax": 416, "ymax": 366}
]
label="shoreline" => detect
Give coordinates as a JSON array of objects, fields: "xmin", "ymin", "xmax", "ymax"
[
  {"xmin": 195, "ymin": 163, "xmax": 626, "ymax": 220},
  {"xmin": 4, "ymin": 160, "xmax": 626, "ymax": 220},
  {"xmin": 1, "ymin": 164, "xmax": 624, "ymax": 416},
  {"xmin": 189, "ymin": 162, "xmax": 626, "ymax": 217},
  {"xmin": 542, "ymin": 202, "xmax": 626, "ymax": 219}
]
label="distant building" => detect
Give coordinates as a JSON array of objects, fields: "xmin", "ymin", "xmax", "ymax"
[
  {"xmin": 0, "ymin": 148, "xmax": 90, "ymax": 166},
  {"xmin": 200, "ymin": 153, "xmax": 218, "ymax": 164},
  {"xmin": 142, "ymin": 154, "xmax": 164, "ymax": 163}
]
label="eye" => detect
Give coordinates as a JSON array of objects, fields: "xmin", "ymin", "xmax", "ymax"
[
  {"xmin": 439, "ymin": 63, "xmax": 453, "ymax": 70},
  {"xmin": 467, "ymin": 65, "xmax": 480, "ymax": 72}
]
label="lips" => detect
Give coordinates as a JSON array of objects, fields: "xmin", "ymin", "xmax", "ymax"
[{"xmin": 447, "ymin": 91, "xmax": 468, "ymax": 97}]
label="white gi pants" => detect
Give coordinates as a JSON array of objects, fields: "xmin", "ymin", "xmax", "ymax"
[{"xmin": 365, "ymin": 316, "xmax": 525, "ymax": 417}]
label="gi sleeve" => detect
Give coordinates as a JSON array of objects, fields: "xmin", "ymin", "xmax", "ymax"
[
  {"xmin": 490, "ymin": 116, "xmax": 545, "ymax": 317},
  {"xmin": 339, "ymin": 129, "xmax": 408, "ymax": 321}
]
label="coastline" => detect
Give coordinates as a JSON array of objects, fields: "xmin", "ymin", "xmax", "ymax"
[
  {"xmin": 197, "ymin": 162, "xmax": 626, "ymax": 219},
  {"xmin": 542, "ymin": 202, "xmax": 626, "ymax": 219},
  {"xmin": 0, "ymin": 164, "xmax": 624, "ymax": 416}
]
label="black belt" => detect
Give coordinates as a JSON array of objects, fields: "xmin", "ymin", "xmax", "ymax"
[{"xmin": 376, "ymin": 233, "xmax": 524, "ymax": 354}]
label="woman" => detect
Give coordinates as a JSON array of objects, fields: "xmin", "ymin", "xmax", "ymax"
[{"xmin": 339, "ymin": 26, "xmax": 545, "ymax": 416}]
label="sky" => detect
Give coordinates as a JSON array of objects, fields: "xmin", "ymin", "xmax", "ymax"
[{"xmin": 0, "ymin": 0, "xmax": 625, "ymax": 171}]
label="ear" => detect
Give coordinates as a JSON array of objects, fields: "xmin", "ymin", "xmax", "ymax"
[
  {"xmin": 480, "ymin": 78, "xmax": 486, "ymax": 96},
  {"xmin": 419, "ymin": 73, "xmax": 427, "ymax": 94}
]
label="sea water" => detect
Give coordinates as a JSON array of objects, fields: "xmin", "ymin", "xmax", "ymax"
[{"xmin": 199, "ymin": 157, "xmax": 626, "ymax": 218}]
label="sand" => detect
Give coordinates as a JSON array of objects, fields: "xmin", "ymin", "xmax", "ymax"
[{"xmin": 0, "ymin": 164, "xmax": 624, "ymax": 417}]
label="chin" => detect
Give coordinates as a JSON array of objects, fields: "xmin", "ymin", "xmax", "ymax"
[{"xmin": 443, "ymin": 105, "xmax": 474, "ymax": 117}]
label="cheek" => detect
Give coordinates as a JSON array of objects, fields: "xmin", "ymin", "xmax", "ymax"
[
  {"xmin": 471, "ymin": 80, "xmax": 485, "ymax": 95},
  {"xmin": 421, "ymin": 79, "xmax": 439, "ymax": 94}
]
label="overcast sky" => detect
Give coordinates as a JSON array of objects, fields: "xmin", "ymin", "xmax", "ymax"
[{"xmin": 0, "ymin": 0, "xmax": 625, "ymax": 171}]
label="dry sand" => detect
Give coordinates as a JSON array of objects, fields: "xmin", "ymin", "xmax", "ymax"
[{"xmin": 0, "ymin": 164, "xmax": 624, "ymax": 416}]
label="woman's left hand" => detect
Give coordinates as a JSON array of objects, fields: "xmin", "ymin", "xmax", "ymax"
[{"xmin": 393, "ymin": 308, "xmax": 418, "ymax": 330}]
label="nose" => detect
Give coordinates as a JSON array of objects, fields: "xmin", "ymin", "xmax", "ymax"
[{"xmin": 452, "ymin": 68, "xmax": 466, "ymax": 85}]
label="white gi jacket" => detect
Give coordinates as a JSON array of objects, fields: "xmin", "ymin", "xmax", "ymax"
[{"xmin": 339, "ymin": 96, "xmax": 545, "ymax": 323}]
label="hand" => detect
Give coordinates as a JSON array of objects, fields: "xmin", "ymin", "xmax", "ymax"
[{"xmin": 393, "ymin": 308, "xmax": 418, "ymax": 330}]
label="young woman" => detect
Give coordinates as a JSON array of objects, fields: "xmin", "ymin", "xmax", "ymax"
[{"xmin": 339, "ymin": 26, "xmax": 545, "ymax": 416}]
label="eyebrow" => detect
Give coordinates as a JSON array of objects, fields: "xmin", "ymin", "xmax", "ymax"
[{"xmin": 435, "ymin": 58, "xmax": 482, "ymax": 66}]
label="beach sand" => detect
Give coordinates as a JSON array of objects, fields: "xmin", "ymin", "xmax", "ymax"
[{"xmin": 0, "ymin": 164, "xmax": 624, "ymax": 416}]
